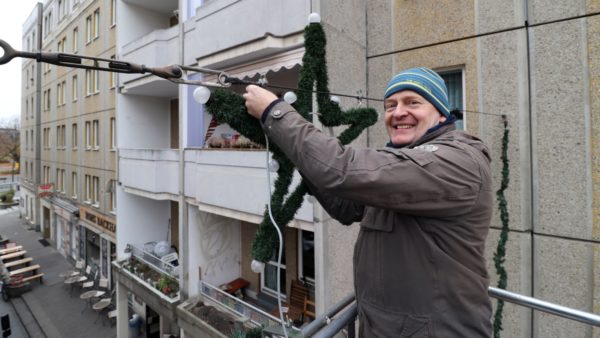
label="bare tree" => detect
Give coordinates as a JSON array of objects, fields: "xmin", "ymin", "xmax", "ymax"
[{"xmin": 0, "ymin": 116, "xmax": 20, "ymax": 180}]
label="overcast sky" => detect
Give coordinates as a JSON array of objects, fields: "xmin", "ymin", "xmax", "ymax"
[{"xmin": 0, "ymin": 0, "xmax": 43, "ymax": 125}]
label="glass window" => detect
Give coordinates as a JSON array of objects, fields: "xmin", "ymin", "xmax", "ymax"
[{"xmin": 439, "ymin": 69, "xmax": 464, "ymax": 130}]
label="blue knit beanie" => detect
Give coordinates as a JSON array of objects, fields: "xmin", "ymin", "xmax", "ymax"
[{"xmin": 383, "ymin": 67, "xmax": 450, "ymax": 118}]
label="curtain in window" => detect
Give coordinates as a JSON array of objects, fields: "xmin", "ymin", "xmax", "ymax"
[{"xmin": 441, "ymin": 71, "xmax": 464, "ymax": 130}]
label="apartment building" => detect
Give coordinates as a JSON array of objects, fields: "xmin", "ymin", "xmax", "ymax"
[
  {"xmin": 21, "ymin": 0, "xmax": 118, "ymax": 288},
  {"xmin": 20, "ymin": 3, "xmax": 43, "ymax": 230}
]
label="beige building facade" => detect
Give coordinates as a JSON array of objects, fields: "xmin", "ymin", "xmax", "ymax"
[{"xmin": 22, "ymin": 0, "xmax": 118, "ymax": 286}]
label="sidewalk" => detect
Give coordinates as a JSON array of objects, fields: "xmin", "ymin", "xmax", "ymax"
[{"xmin": 0, "ymin": 209, "xmax": 116, "ymax": 338}]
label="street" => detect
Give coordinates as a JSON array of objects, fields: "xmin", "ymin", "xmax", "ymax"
[{"xmin": 0, "ymin": 208, "xmax": 116, "ymax": 338}]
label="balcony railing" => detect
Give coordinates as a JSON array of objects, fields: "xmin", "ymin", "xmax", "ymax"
[
  {"xmin": 113, "ymin": 243, "xmax": 181, "ymax": 304},
  {"xmin": 199, "ymin": 280, "xmax": 302, "ymax": 332},
  {"xmin": 127, "ymin": 243, "xmax": 180, "ymax": 279},
  {"xmin": 297, "ymin": 287, "xmax": 600, "ymax": 338}
]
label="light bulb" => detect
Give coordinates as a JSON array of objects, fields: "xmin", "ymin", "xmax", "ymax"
[
  {"xmin": 308, "ymin": 13, "xmax": 321, "ymax": 24},
  {"xmin": 330, "ymin": 96, "xmax": 340, "ymax": 104},
  {"xmin": 251, "ymin": 260, "xmax": 265, "ymax": 273},
  {"xmin": 268, "ymin": 159, "xmax": 280, "ymax": 172},
  {"xmin": 283, "ymin": 91, "xmax": 297, "ymax": 104},
  {"xmin": 193, "ymin": 86, "xmax": 211, "ymax": 104}
]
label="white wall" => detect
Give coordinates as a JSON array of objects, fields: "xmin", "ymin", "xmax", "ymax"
[
  {"xmin": 117, "ymin": 95, "xmax": 171, "ymax": 149},
  {"xmin": 182, "ymin": 73, "xmax": 204, "ymax": 148},
  {"xmin": 187, "ymin": 207, "xmax": 241, "ymax": 296},
  {"xmin": 118, "ymin": 1, "xmax": 171, "ymax": 49},
  {"xmin": 116, "ymin": 185, "xmax": 171, "ymax": 256}
]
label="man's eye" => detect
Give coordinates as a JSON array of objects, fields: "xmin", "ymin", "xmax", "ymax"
[{"xmin": 385, "ymin": 105, "xmax": 396, "ymax": 112}]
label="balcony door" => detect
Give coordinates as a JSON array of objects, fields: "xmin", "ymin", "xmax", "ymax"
[{"xmin": 261, "ymin": 246, "xmax": 287, "ymax": 299}]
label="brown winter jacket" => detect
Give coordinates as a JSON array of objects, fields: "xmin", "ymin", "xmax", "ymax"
[{"xmin": 260, "ymin": 100, "xmax": 493, "ymax": 337}]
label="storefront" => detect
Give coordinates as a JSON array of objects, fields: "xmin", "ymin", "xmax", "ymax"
[
  {"xmin": 79, "ymin": 206, "xmax": 117, "ymax": 287},
  {"xmin": 50, "ymin": 197, "xmax": 80, "ymax": 259}
]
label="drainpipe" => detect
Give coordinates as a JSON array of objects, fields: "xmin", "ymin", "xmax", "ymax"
[{"xmin": 177, "ymin": 0, "xmax": 190, "ymax": 302}]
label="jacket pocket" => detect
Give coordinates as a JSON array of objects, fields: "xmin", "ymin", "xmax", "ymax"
[{"xmin": 359, "ymin": 301, "xmax": 431, "ymax": 338}]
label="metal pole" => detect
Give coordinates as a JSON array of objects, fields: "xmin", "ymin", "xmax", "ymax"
[
  {"xmin": 300, "ymin": 294, "xmax": 355, "ymax": 337},
  {"xmin": 311, "ymin": 303, "xmax": 357, "ymax": 338},
  {"xmin": 488, "ymin": 287, "xmax": 600, "ymax": 326}
]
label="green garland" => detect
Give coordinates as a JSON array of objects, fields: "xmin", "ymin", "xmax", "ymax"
[
  {"xmin": 205, "ymin": 22, "xmax": 378, "ymax": 262},
  {"xmin": 492, "ymin": 116, "xmax": 510, "ymax": 337}
]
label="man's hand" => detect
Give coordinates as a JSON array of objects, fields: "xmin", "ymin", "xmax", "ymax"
[{"xmin": 243, "ymin": 85, "xmax": 278, "ymax": 119}]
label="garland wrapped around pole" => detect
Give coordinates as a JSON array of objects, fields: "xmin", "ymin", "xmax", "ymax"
[
  {"xmin": 493, "ymin": 115, "xmax": 510, "ymax": 337},
  {"xmin": 205, "ymin": 20, "xmax": 378, "ymax": 262}
]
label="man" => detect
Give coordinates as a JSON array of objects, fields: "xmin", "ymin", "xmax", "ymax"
[{"xmin": 244, "ymin": 67, "xmax": 493, "ymax": 337}]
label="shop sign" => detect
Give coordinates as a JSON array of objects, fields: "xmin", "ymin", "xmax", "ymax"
[
  {"xmin": 81, "ymin": 208, "xmax": 116, "ymax": 234},
  {"xmin": 38, "ymin": 183, "xmax": 54, "ymax": 197}
]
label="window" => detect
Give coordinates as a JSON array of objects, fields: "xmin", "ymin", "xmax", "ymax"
[
  {"xmin": 57, "ymin": 168, "xmax": 65, "ymax": 193},
  {"xmin": 62, "ymin": 36, "xmax": 67, "ymax": 52},
  {"xmin": 93, "ymin": 9, "xmax": 100, "ymax": 39},
  {"xmin": 110, "ymin": 180, "xmax": 116, "ymax": 212},
  {"xmin": 62, "ymin": 80, "xmax": 67, "ymax": 105},
  {"xmin": 109, "ymin": 55, "xmax": 116, "ymax": 88},
  {"xmin": 57, "ymin": 83, "xmax": 61, "ymax": 106},
  {"xmin": 72, "ymin": 75, "xmax": 78, "ymax": 101},
  {"xmin": 439, "ymin": 69, "xmax": 464, "ymax": 130},
  {"xmin": 110, "ymin": 0, "xmax": 116, "ymax": 27},
  {"xmin": 72, "ymin": 27, "xmax": 78, "ymax": 53},
  {"xmin": 299, "ymin": 230, "xmax": 315, "ymax": 285},
  {"xmin": 261, "ymin": 245, "xmax": 287, "ymax": 298},
  {"xmin": 57, "ymin": 41, "xmax": 61, "ymax": 53},
  {"xmin": 85, "ymin": 69, "xmax": 99, "ymax": 95},
  {"xmin": 85, "ymin": 69, "xmax": 91, "ymax": 95},
  {"xmin": 56, "ymin": 125, "xmax": 65, "ymax": 149},
  {"xmin": 58, "ymin": 0, "xmax": 65, "ymax": 20},
  {"xmin": 71, "ymin": 172, "xmax": 78, "ymax": 199},
  {"xmin": 92, "ymin": 176, "xmax": 99, "ymax": 206},
  {"xmin": 109, "ymin": 117, "xmax": 115, "ymax": 150},
  {"xmin": 72, "ymin": 123, "xmax": 78, "ymax": 149},
  {"xmin": 85, "ymin": 15, "xmax": 92, "ymax": 43},
  {"xmin": 92, "ymin": 120, "xmax": 99, "ymax": 149},
  {"xmin": 85, "ymin": 121, "xmax": 91, "ymax": 149},
  {"xmin": 57, "ymin": 81, "xmax": 66, "ymax": 106},
  {"xmin": 85, "ymin": 174, "xmax": 91, "ymax": 202},
  {"xmin": 94, "ymin": 69, "xmax": 99, "ymax": 93},
  {"xmin": 43, "ymin": 166, "xmax": 50, "ymax": 184},
  {"xmin": 43, "ymin": 128, "xmax": 50, "ymax": 149}
]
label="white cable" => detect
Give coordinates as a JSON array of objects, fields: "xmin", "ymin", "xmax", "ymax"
[{"xmin": 264, "ymin": 134, "xmax": 289, "ymax": 338}]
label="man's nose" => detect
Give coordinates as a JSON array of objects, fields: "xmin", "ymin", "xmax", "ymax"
[{"xmin": 392, "ymin": 104, "xmax": 408, "ymax": 117}]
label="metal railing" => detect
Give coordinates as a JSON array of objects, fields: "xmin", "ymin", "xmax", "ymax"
[
  {"xmin": 199, "ymin": 280, "xmax": 302, "ymax": 333},
  {"xmin": 299, "ymin": 287, "xmax": 600, "ymax": 338},
  {"xmin": 127, "ymin": 243, "xmax": 180, "ymax": 279}
]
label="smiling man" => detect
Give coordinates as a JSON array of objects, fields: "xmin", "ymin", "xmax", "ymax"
[{"xmin": 243, "ymin": 67, "xmax": 493, "ymax": 337}]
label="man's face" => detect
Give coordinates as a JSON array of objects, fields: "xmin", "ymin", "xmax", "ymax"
[{"xmin": 384, "ymin": 90, "xmax": 447, "ymax": 146}]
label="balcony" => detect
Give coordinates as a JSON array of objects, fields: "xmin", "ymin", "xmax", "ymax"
[
  {"xmin": 178, "ymin": 281, "xmax": 301, "ymax": 338},
  {"xmin": 120, "ymin": 25, "xmax": 179, "ymax": 97},
  {"xmin": 113, "ymin": 243, "xmax": 181, "ymax": 322},
  {"xmin": 184, "ymin": 149, "xmax": 313, "ymax": 225},
  {"xmin": 119, "ymin": 149, "xmax": 179, "ymax": 199},
  {"xmin": 185, "ymin": 0, "xmax": 310, "ymax": 68}
]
